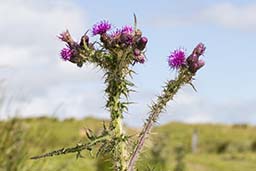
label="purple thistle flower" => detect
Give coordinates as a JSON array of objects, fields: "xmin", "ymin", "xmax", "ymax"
[
  {"xmin": 110, "ymin": 29, "xmax": 122, "ymax": 38},
  {"xmin": 60, "ymin": 47, "xmax": 72, "ymax": 61},
  {"xmin": 92, "ymin": 20, "xmax": 111, "ymax": 36},
  {"xmin": 121, "ymin": 25, "xmax": 133, "ymax": 34},
  {"xmin": 168, "ymin": 48, "xmax": 186, "ymax": 70}
]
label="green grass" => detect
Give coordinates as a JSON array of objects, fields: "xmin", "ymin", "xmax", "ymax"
[{"xmin": 1, "ymin": 117, "xmax": 256, "ymax": 171}]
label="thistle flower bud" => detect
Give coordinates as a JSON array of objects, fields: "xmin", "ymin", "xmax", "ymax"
[
  {"xmin": 80, "ymin": 34, "xmax": 89, "ymax": 47},
  {"xmin": 100, "ymin": 33, "xmax": 112, "ymax": 48},
  {"xmin": 58, "ymin": 30, "xmax": 76, "ymax": 47},
  {"xmin": 120, "ymin": 33, "xmax": 133, "ymax": 45},
  {"xmin": 186, "ymin": 43, "xmax": 206, "ymax": 73},
  {"xmin": 138, "ymin": 55, "xmax": 145, "ymax": 64},
  {"xmin": 58, "ymin": 30, "xmax": 70, "ymax": 42},
  {"xmin": 136, "ymin": 37, "xmax": 148, "ymax": 50},
  {"xmin": 135, "ymin": 29, "xmax": 142, "ymax": 38},
  {"xmin": 193, "ymin": 43, "xmax": 206, "ymax": 56},
  {"xmin": 195, "ymin": 59, "xmax": 205, "ymax": 70},
  {"xmin": 133, "ymin": 48, "xmax": 141, "ymax": 56},
  {"xmin": 134, "ymin": 54, "xmax": 145, "ymax": 64}
]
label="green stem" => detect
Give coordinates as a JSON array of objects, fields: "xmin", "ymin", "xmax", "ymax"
[
  {"xmin": 106, "ymin": 62, "xmax": 130, "ymax": 170},
  {"xmin": 128, "ymin": 67, "xmax": 195, "ymax": 171},
  {"xmin": 108, "ymin": 78, "xmax": 128, "ymax": 170}
]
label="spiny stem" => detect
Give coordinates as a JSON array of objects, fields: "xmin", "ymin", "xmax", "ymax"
[
  {"xmin": 106, "ymin": 62, "xmax": 130, "ymax": 171},
  {"xmin": 127, "ymin": 67, "xmax": 194, "ymax": 171},
  {"xmin": 31, "ymin": 134, "xmax": 110, "ymax": 160}
]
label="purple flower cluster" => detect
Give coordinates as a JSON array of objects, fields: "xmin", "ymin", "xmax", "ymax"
[
  {"xmin": 110, "ymin": 25, "xmax": 133, "ymax": 38},
  {"xmin": 92, "ymin": 20, "xmax": 148, "ymax": 64},
  {"xmin": 58, "ymin": 20, "xmax": 149, "ymax": 65},
  {"xmin": 60, "ymin": 47, "xmax": 72, "ymax": 61},
  {"xmin": 92, "ymin": 20, "xmax": 111, "ymax": 35},
  {"xmin": 168, "ymin": 43, "xmax": 205, "ymax": 72}
]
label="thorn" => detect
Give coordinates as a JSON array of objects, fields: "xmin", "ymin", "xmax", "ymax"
[
  {"xmin": 189, "ymin": 82, "xmax": 197, "ymax": 92},
  {"xmin": 76, "ymin": 151, "xmax": 84, "ymax": 159},
  {"xmin": 103, "ymin": 121, "xmax": 107, "ymax": 130},
  {"xmin": 89, "ymin": 150, "xmax": 94, "ymax": 158}
]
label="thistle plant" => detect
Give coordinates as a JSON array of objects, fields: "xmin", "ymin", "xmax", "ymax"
[{"xmin": 31, "ymin": 16, "xmax": 205, "ymax": 171}]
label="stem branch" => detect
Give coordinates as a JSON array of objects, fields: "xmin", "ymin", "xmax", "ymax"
[{"xmin": 128, "ymin": 68, "xmax": 194, "ymax": 171}]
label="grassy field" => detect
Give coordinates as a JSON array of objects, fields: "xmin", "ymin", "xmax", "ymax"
[{"xmin": 1, "ymin": 117, "xmax": 256, "ymax": 171}]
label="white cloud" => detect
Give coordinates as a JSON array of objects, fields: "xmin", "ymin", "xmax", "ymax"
[
  {"xmin": 147, "ymin": 2, "xmax": 256, "ymax": 31},
  {"xmin": 0, "ymin": 0, "xmax": 106, "ymax": 120},
  {"xmin": 0, "ymin": 0, "xmax": 86, "ymax": 47},
  {"xmin": 201, "ymin": 2, "xmax": 256, "ymax": 30}
]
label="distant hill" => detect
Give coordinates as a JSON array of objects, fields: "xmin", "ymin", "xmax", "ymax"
[{"xmin": 1, "ymin": 117, "xmax": 256, "ymax": 171}]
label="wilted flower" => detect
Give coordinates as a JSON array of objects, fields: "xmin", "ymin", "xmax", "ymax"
[
  {"xmin": 92, "ymin": 20, "xmax": 111, "ymax": 35},
  {"xmin": 168, "ymin": 49, "xmax": 186, "ymax": 70},
  {"xmin": 60, "ymin": 47, "xmax": 72, "ymax": 61},
  {"xmin": 194, "ymin": 43, "xmax": 206, "ymax": 56},
  {"xmin": 58, "ymin": 30, "xmax": 71, "ymax": 42},
  {"xmin": 186, "ymin": 43, "xmax": 206, "ymax": 73}
]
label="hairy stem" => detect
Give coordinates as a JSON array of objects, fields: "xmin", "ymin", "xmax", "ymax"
[
  {"xmin": 128, "ymin": 68, "xmax": 195, "ymax": 171},
  {"xmin": 106, "ymin": 63, "xmax": 129, "ymax": 171}
]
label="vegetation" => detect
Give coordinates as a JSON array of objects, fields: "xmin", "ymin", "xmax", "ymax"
[{"xmin": 1, "ymin": 117, "xmax": 256, "ymax": 171}]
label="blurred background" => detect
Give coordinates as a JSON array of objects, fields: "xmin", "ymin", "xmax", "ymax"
[{"xmin": 0, "ymin": 0, "xmax": 256, "ymax": 171}]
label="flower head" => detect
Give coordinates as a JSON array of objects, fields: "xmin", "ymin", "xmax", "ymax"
[
  {"xmin": 110, "ymin": 29, "xmax": 122, "ymax": 38},
  {"xmin": 168, "ymin": 48, "xmax": 186, "ymax": 70},
  {"xmin": 92, "ymin": 20, "xmax": 111, "ymax": 35},
  {"xmin": 60, "ymin": 47, "xmax": 73, "ymax": 61},
  {"xmin": 121, "ymin": 25, "xmax": 133, "ymax": 34}
]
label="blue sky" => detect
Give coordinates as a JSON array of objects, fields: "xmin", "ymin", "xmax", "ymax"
[{"xmin": 0, "ymin": 0, "xmax": 255, "ymax": 127}]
